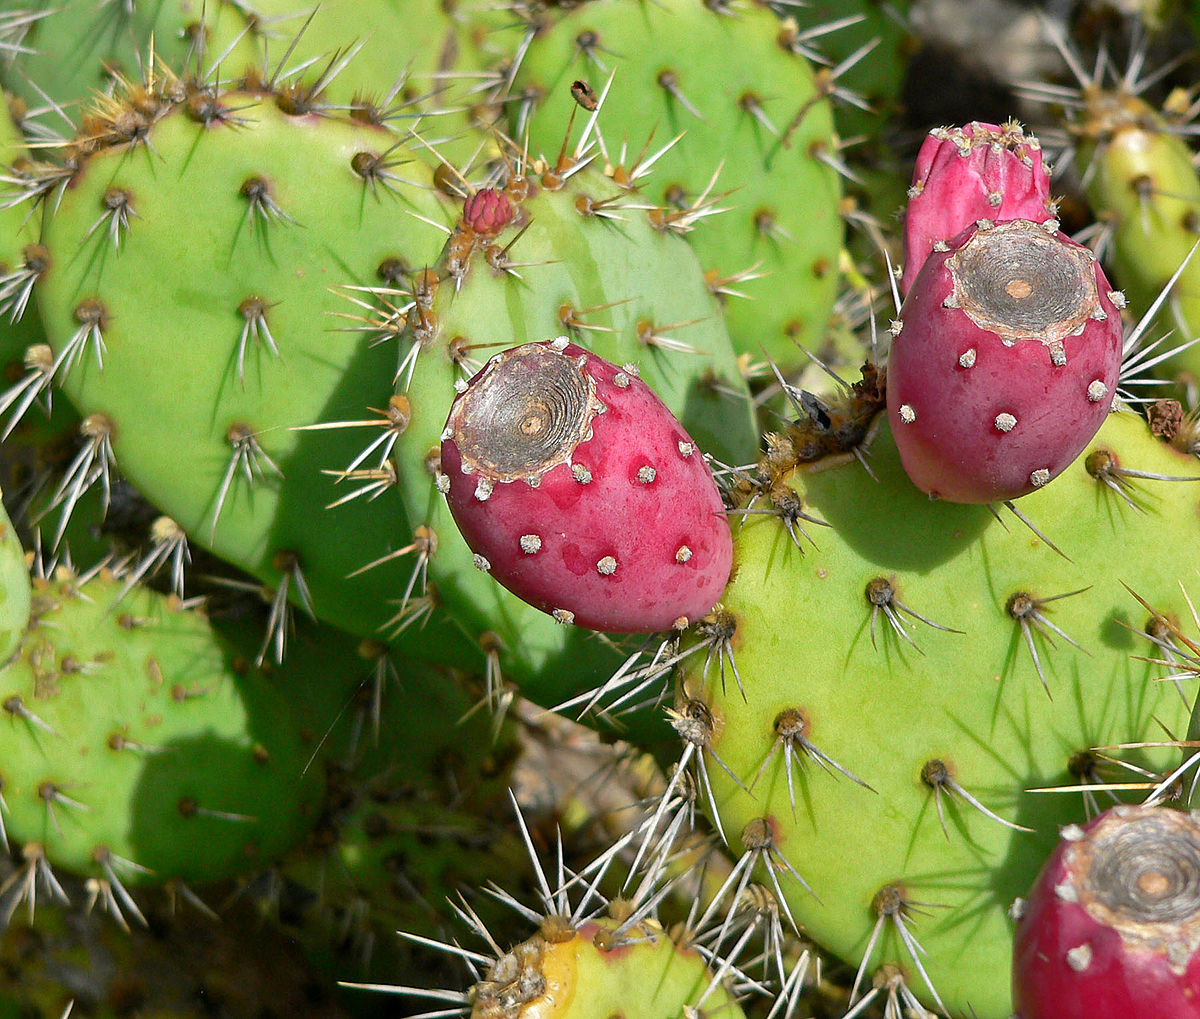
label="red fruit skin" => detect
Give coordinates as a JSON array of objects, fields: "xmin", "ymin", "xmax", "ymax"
[
  {"xmin": 1013, "ymin": 806, "xmax": 1200, "ymax": 1019},
  {"xmin": 886, "ymin": 219, "xmax": 1122, "ymax": 504},
  {"xmin": 440, "ymin": 340, "xmax": 733, "ymax": 634},
  {"xmin": 902, "ymin": 121, "xmax": 1053, "ymax": 296}
]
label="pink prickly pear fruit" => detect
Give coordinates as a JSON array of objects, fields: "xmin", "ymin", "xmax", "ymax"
[
  {"xmin": 902, "ymin": 121, "xmax": 1055, "ymax": 296},
  {"xmin": 438, "ymin": 338, "xmax": 733, "ymax": 634},
  {"xmin": 886, "ymin": 218, "xmax": 1124, "ymax": 504},
  {"xmin": 462, "ymin": 187, "xmax": 514, "ymax": 237},
  {"xmin": 1012, "ymin": 804, "xmax": 1200, "ymax": 1019}
]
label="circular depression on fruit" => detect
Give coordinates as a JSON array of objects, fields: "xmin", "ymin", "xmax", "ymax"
[
  {"xmin": 1074, "ymin": 807, "xmax": 1200, "ymax": 936},
  {"xmin": 948, "ymin": 219, "xmax": 1100, "ymax": 346},
  {"xmin": 448, "ymin": 343, "xmax": 603, "ymax": 482}
]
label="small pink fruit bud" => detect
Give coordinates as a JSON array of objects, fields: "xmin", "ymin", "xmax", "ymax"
[{"xmin": 462, "ymin": 187, "xmax": 514, "ymax": 237}]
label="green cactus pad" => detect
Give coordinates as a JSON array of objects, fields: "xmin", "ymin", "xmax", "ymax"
[
  {"xmin": 507, "ymin": 0, "xmax": 844, "ymax": 368},
  {"xmin": 33, "ymin": 86, "xmax": 483, "ymax": 662},
  {"xmin": 0, "ymin": 491, "xmax": 29, "ymax": 668},
  {"xmin": 0, "ymin": 568, "xmax": 321, "ymax": 886},
  {"xmin": 684, "ymin": 407, "xmax": 1200, "ymax": 1017}
]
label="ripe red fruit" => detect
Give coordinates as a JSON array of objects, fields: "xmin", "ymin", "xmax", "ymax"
[
  {"xmin": 1012, "ymin": 804, "xmax": 1200, "ymax": 1019},
  {"xmin": 886, "ymin": 218, "xmax": 1123, "ymax": 503},
  {"xmin": 902, "ymin": 121, "xmax": 1054, "ymax": 296},
  {"xmin": 438, "ymin": 338, "xmax": 733, "ymax": 633}
]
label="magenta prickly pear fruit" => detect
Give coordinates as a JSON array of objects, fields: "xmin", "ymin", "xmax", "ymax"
[
  {"xmin": 438, "ymin": 338, "xmax": 732, "ymax": 633},
  {"xmin": 886, "ymin": 218, "xmax": 1124, "ymax": 503},
  {"xmin": 1012, "ymin": 804, "xmax": 1200, "ymax": 1019},
  {"xmin": 902, "ymin": 121, "xmax": 1055, "ymax": 295}
]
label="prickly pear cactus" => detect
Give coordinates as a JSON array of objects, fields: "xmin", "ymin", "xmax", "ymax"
[
  {"xmin": 8, "ymin": 3, "xmax": 1200, "ymax": 1017},
  {"xmin": 0, "ymin": 566, "xmax": 321, "ymax": 902},
  {"xmin": 0, "ymin": 492, "xmax": 29, "ymax": 667},
  {"xmin": 29, "ymin": 78, "xmax": 481, "ymax": 662},
  {"xmin": 379, "ymin": 133, "xmax": 756, "ymax": 708},
  {"xmin": 683, "ymin": 406, "xmax": 1200, "ymax": 1017},
  {"xmin": 505, "ymin": 0, "xmax": 845, "ymax": 367}
]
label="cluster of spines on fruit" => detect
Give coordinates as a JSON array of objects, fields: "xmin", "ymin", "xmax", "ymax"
[{"xmin": 3, "ymin": 0, "xmax": 1200, "ymax": 1017}]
